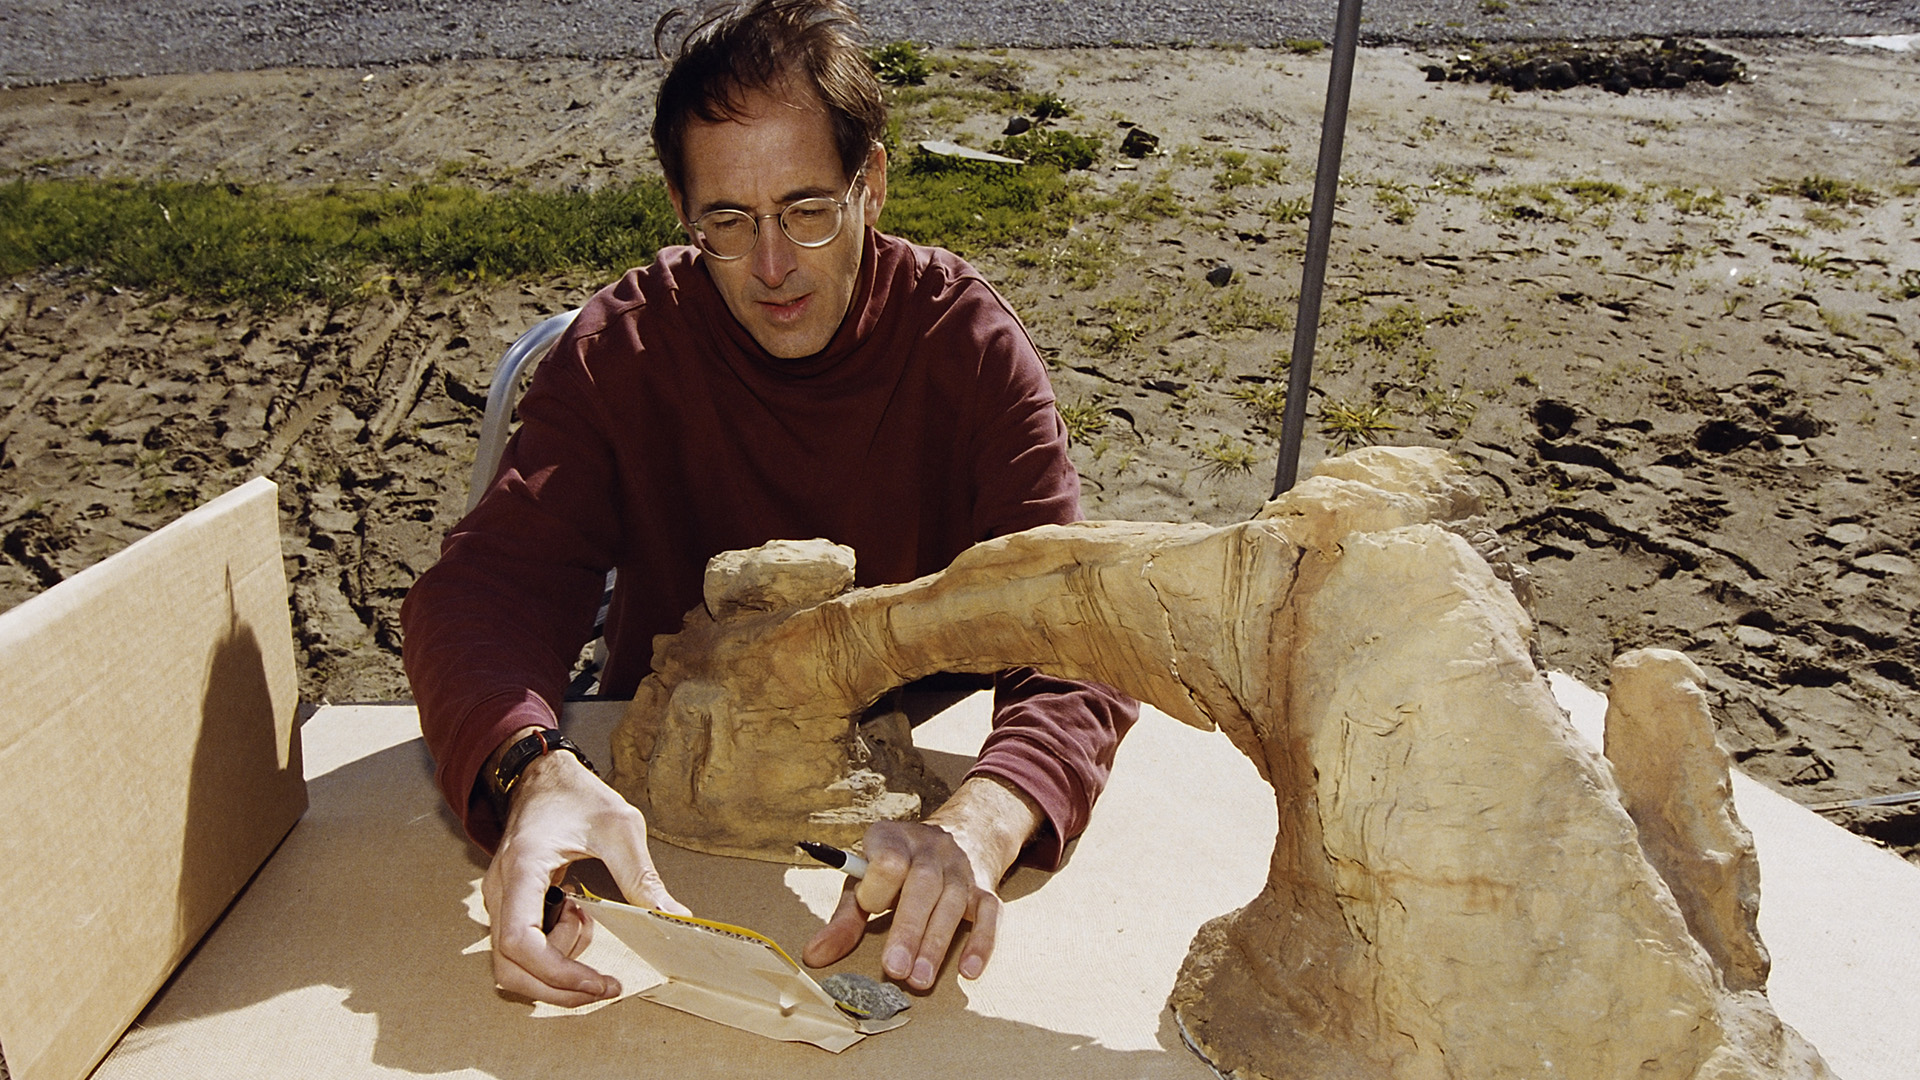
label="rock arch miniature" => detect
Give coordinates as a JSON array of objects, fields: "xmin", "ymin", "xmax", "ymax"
[{"xmin": 609, "ymin": 447, "xmax": 1833, "ymax": 1079}]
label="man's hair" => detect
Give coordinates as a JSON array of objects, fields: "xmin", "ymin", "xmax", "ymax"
[{"xmin": 652, "ymin": 0, "xmax": 887, "ymax": 198}]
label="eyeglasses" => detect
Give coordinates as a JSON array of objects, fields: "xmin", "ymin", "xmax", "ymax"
[{"xmin": 688, "ymin": 168, "xmax": 867, "ymax": 260}]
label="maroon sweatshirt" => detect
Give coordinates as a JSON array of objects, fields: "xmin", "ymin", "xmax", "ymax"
[{"xmin": 402, "ymin": 229, "xmax": 1138, "ymax": 863}]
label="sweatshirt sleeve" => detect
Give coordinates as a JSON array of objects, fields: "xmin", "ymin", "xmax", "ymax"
[
  {"xmin": 952, "ymin": 277, "xmax": 1142, "ymax": 869},
  {"xmin": 400, "ymin": 331, "xmax": 623, "ymax": 850}
]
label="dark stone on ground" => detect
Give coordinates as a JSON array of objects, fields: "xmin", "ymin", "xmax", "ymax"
[{"xmin": 1120, "ymin": 127, "xmax": 1160, "ymax": 158}]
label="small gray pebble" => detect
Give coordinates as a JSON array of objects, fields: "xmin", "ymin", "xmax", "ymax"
[{"xmin": 821, "ymin": 972, "xmax": 912, "ymax": 1020}]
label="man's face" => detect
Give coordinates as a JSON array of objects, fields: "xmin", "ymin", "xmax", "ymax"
[{"xmin": 669, "ymin": 86, "xmax": 887, "ymax": 359}]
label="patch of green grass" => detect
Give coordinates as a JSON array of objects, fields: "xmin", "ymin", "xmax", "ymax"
[
  {"xmin": 1899, "ymin": 269, "xmax": 1920, "ymax": 300},
  {"xmin": 1483, "ymin": 183, "xmax": 1565, "ymax": 222},
  {"xmin": 1664, "ymin": 185, "xmax": 1725, "ymax": 216},
  {"xmin": 1206, "ymin": 284, "xmax": 1294, "ymax": 334},
  {"xmin": 1229, "ymin": 382, "xmax": 1288, "ymax": 435},
  {"xmin": 1075, "ymin": 292, "xmax": 1168, "ymax": 349},
  {"xmin": 1197, "ymin": 434, "xmax": 1260, "ymax": 479},
  {"xmin": 1088, "ymin": 318, "xmax": 1147, "ymax": 354},
  {"xmin": 870, "ymin": 40, "xmax": 931, "ymax": 86},
  {"xmin": 1784, "ymin": 248, "xmax": 1832, "ymax": 274},
  {"xmin": 1430, "ymin": 166, "xmax": 1478, "ymax": 196},
  {"xmin": 1283, "ymin": 38, "xmax": 1325, "ymax": 54},
  {"xmin": 885, "ymin": 153, "xmax": 1079, "ymax": 254},
  {"xmin": 1016, "ymin": 91, "xmax": 1074, "ymax": 120},
  {"xmin": 1057, "ymin": 397, "xmax": 1111, "ymax": 444},
  {"xmin": 1373, "ymin": 181, "xmax": 1418, "ymax": 225},
  {"xmin": 989, "ymin": 129, "xmax": 1103, "ymax": 171},
  {"xmin": 1089, "ymin": 173, "xmax": 1184, "ymax": 223},
  {"xmin": 1319, "ymin": 398, "xmax": 1399, "ymax": 451},
  {"xmin": 1267, "ymin": 195, "xmax": 1310, "ymax": 224},
  {"xmin": 1339, "ymin": 303, "xmax": 1426, "ymax": 353},
  {"xmin": 1419, "ymin": 385, "xmax": 1478, "ymax": 434},
  {"xmin": 1561, "ymin": 180, "xmax": 1630, "ymax": 206},
  {"xmin": 1803, "ymin": 207, "xmax": 1851, "ymax": 232},
  {"xmin": 1212, "ymin": 149, "xmax": 1255, "ymax": 192},
  {"xmin": 1171, "ymin": 143, "xmax": 1214, "ymax": 169},
  {"xmin": 1767, "ymin": 175, "xmax": 1877, "ymax": 207},
  {"xmin": 0, "ymin": 176, "xmax": 682, "ymax": 307},
  {"xmin": 1012, "ymin": 230, "xmax": 1119, "ymax": 290},
  {"xmin": 1482, "ymin": 179, "xmax": 1626, "ymax": 224}
]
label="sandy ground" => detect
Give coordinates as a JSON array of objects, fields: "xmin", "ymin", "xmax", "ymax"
[{"xmin": 2, "ymin": 40, "xmax": 1917, "ymax": 856}]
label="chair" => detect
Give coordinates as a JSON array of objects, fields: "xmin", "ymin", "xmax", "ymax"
[
  {"xmin": 465, "ymin": 307, "xmax": 582, "ymax": 514},
  {"xmin": 464, "ymin": 307, "xmax": 609, "ymax": 695}
]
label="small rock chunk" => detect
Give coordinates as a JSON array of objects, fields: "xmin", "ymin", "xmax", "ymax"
[
  {"xmin": 821, "ymin": 972, "xmax": 912, "ymax": 1021},
  {"xmin": 1119, "ymin": 127, "xmax": 1160, "ymax": 158}
]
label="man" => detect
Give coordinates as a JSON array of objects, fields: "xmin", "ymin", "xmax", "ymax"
[{"xmin": 401, "ymin": 0, "xmax": 1137, "ymax": 1008}]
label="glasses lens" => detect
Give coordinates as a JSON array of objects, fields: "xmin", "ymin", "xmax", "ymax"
[
  {"xmin": 780, "ymin": 198, "xmax": 844, "ymax": 247},
  {"xmin": 696, "ymin": 210, "xmax": 757, "ymax": 258}
]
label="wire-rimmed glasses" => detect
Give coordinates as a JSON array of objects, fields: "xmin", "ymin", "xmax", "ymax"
[{"xmin": 688, "ymin": 167, "xmax": 867, "ymax": 260}]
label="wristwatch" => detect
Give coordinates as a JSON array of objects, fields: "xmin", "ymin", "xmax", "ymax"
[{"xmin": 486, "ymin": 729, "xmax": 596, "ymax": 823}]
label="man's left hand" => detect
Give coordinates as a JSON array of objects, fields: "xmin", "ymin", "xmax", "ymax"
[{"xmin": 801, "ymin": 775, "xmax": 1040, "ymax": 989}]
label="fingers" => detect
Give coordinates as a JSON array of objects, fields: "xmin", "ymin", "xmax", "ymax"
[
  {"xmin": 492, "ymin": 944, "xmax": 618, "ymax": 1007},
  {"xmin": 802, "ymin": 879, "xmax": 868, "ymax": 968},
  {"xmin": 885, "ymin": 861, "xmax": 974, "ymax": 989},
  {"xmin": 852, "ymin": 837, "xmax": 911, "ymax": 916},
  {"xmin": 480, "ymin": 751, "xmax": 663, "ymax": 1005},
  {"xmin": 957, "ymin": 891, "xmax": 999, "ymax": 980},
  {"xmin": 491, "ymin": 885, "xmax": 622, "ymax": 1003},
  {"xmin": 879, "ymin": 856, "xmax": 944, "ymax": 985},
  {"xmin": 821, "ymin": 821, "xmax": 1000, "ymax": 990}
]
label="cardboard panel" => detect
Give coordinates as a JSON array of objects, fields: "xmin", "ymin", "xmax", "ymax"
[{"xmin": 0, "ymin": 477, "xmax": 306, "ymax": 1080}]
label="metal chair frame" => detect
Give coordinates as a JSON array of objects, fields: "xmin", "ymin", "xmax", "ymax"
[
  {"xmin": 463, "ymin": 306, "xmax": 608, "ymax": 694},
  {"xmin": 465, "ymin": 307, "xmax": 583, "ymax": 514}
]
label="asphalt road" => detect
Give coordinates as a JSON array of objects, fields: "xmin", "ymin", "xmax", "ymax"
[{"xmin": 3, "ymin": 0, "xmax": 1917, "ymax": 87}]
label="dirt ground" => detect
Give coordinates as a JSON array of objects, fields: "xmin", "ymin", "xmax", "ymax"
[{"xmin": 2, "ymin": 40, "xmax": 1918, "ymax": 857}]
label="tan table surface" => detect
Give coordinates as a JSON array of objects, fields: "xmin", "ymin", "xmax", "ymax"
[{"xmin": 91, "ymin": 681, "xmax": 1919, "ymax": 1080}]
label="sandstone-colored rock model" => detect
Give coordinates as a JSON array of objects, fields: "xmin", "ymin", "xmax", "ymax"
[{"xmin": 609, "ymin": 447, "xmax": 1833, "ymax": 1079}]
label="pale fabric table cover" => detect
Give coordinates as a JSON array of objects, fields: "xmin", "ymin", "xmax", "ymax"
[{"xmin": 91, "ymin": 682, "xmax": 1920, "ymax": 1080}]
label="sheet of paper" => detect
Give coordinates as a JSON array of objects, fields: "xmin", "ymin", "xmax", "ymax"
[{"xmin": 574, "ymin": 893, "xmax": 903, "ymax": 1052}]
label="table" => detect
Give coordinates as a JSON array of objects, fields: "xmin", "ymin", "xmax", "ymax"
[{"xmin": 90, "ymin": 681, "xmax": 1920, "ymax": 1079}]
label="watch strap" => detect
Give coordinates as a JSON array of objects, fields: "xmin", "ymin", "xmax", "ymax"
[{"xmin": 488, "ymin": 729, "xmax": 596, "ymax": 823}]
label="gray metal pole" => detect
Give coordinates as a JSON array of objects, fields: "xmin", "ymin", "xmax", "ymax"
[{"xmin": 1272, "ymin": 0, "xmax": 1364, "ymax": 498}]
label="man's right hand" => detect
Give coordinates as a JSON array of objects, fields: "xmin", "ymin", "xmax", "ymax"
[{"xmin": 480, "ymin": 736, "xmax": 688, "ymax": 1006}]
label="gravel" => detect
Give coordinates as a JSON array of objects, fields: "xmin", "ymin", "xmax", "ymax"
[{"xmin": 3, "ymin": 0, "xmax": 1917, "ymax": 88}]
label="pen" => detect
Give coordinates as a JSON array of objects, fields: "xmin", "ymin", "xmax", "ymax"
[{"xmin": 797, "ymin": 839, "xmax": 868, "ymax": 879}]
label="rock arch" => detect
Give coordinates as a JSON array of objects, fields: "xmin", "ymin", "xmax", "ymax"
[{"xmin": 609, "ymin": 447, "xmax": 1832, "ymax": 1079}]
